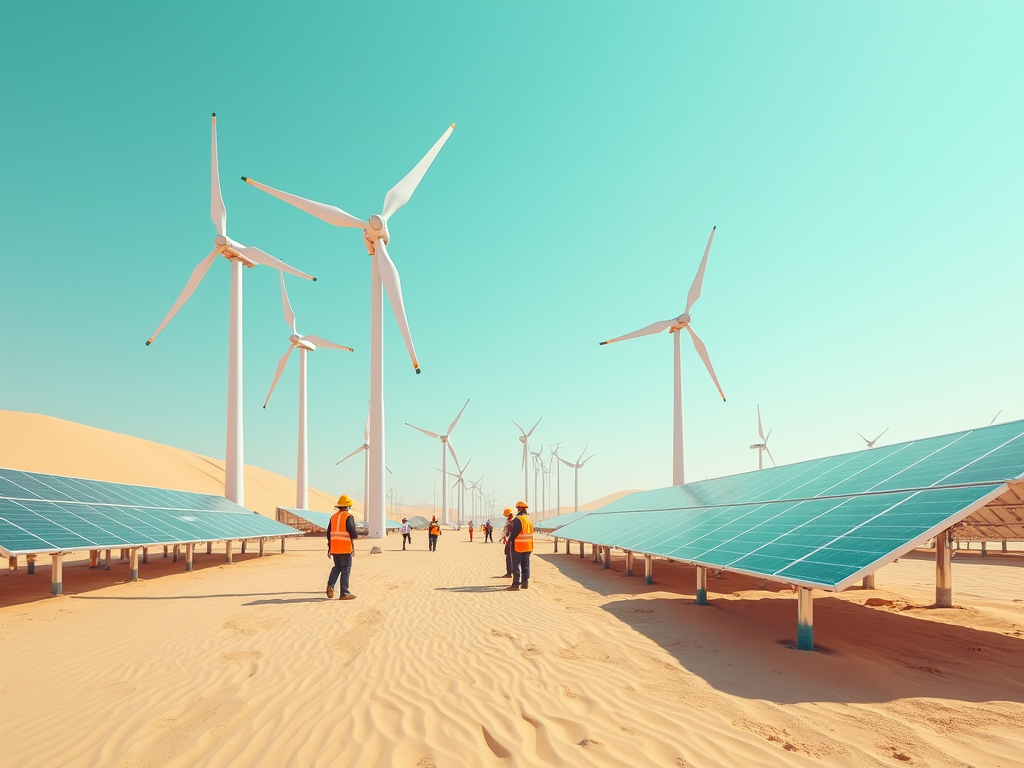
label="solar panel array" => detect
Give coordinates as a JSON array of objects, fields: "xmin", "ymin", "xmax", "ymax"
[
  {"xmin": 276, "ymin": 508, "xmax": 401, "ymax": 531},
  {"xmin": 0, "ymin": 469, "xmax": 300, "ymax": 556},
  {"xmin": 553, "ymin": 420, "xmax": 1024, "ymax": 591}
]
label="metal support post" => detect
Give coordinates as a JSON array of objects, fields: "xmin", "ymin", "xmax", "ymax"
[
  {"xmin": 50, "ymin": 554, "xmax": 63, "ymax": 596},
  {"xmin": 625, "ymin": 551, "xmax": 633, "ymax": 576},
  {"xmin": 27, "ymin": 554, "xmax": 36, "ymax": 575},
  {"xmin": 280, "ymin": 537, "xmax": 286, "ymax": 554},
  {"xmin": 579, "ymin": 542, "xmax": 585, "ymax": 559},
  {"xmin": 207, "ymin": 541, "xmax": 213, "ymax": 555},
  {"xmin": 185, "ymin": 543, "xmax": 194, "ymax": 572},
  {"xmin": 603, "ymin": 546, "xmax": 611, "ymax": 569},
  {"xmin": 104, "ymin": 550, "xmax": 111, "ymax": 570},
  {"xmin": 592, "ymin": 543, "xmax": 599, "ymax": 562},
  {"xmin": 129, "ymin": 547, "xmax": 139, "ymax": 582},
  {"xmin": 981, "ymin": 541, "xmax": 987, "ymax": 557},
  {"xmin": 142, "ymin": 547, "xmax": 149, "ymax": 565},
  {"xmin": 936, "ymin": 528, "xmax": 952, "ymax": 608},
  {"xmin": 226, "ymin": 540, "xmax": 234, "ymax": 565},
  {"xmin": 241, "ymin": 540, "xmax": 247, "ymax": 554},
  {"xmin": 696, "ymin": 566, "xmax": 708, "ymax": 605},
  {"xmin": 862, "ymin": 573, "xmax": 875, "ymax": 589},
  {"xmin": 644, "ymin": 554, "xmax": 653, "ymax": 585},
  {"xmin": 259, "ymin": 538, "xmax": 265, "ymax": 557},
  {"xmin": 797, "ymin": 587, "xmax": 814, "ymax": 651},
  {"xmin": 88, "ymin": 550, "xmax": 98, "ymax": 568},
  {"xmin": 1003, "ymin": 540, "xmax": 1008, "ymax": 552},
  {"xmin": 173, "ymin": 545, "xmax": 179, "ymax": 563},
  {"xmin": 163, "ymin": 545, "xmax": 169, "ymax": 558},
  {"xmin": 9, "ymin": 555, "xmax": 17, "ymax": 571},
  {"xmin": 554, "ymin": 538, "xmax": 558, "ymax": 553}
]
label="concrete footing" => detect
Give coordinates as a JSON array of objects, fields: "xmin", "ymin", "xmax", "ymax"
[
  {"xmin": 862, "ymin": 573, "xmax": 875, "ymax": 589},
  {"xmin": 696, "ymin": 565, "xmax": 708, "ymax": 605}
]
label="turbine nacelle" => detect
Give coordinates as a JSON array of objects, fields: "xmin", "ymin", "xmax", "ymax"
[
  {"xmin": 289, "ymin": 334, "xmax": 316, "ymax": 351},
  {"xmin": 363, "ymin": 214, "xmax": 390, "ymax": 254},
  {"xmin": 671, "ymin": 313, "xmax": 692, "ymax": 330}
]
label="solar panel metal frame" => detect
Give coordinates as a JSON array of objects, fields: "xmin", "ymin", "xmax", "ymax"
[
  {"xmin": 0, "ymin": 468, "xmax": 303, "ymax": 557},
  {"xmin": 551, "ymin": 420, "xmax": 1024, "ymax": 592}
]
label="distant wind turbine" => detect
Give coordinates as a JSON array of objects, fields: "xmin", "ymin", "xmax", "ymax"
[
  {"xmin": 336, "ymin": 403, "xmax": 392, "ymax": 513},
  {"xmin": 748, "ymin": 405, "xmax": 775, "ymax": 470},
  {"xmin": 263, "ymin": 273, "xmax": 353, "ymax": 509},
  {"xmin": 599, "ymin": 227, "xmax": 725, "ymax": 486},
  {"xmin": 511, "ymin": 417, "xmax": 542, "ymax": 504},
  {"xmin": 147, "ymin": 114, "xmax": 316, "ymax": 506},
  {"xmin": 408, "ymin": 400, "xmax": 469, "ymax": 525},
  {"xmin": 558, "ymin": 446, "xmax": 595, "ymax": 514},
  {"xmin": 857, "ymin": 427, "xmax": 889, "ymax": 449},
  {"xmin": 990, "ymin": 410, "xmax": 1002, "ymax": 425}
]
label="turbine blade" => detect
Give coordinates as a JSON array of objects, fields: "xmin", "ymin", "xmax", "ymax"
[
  {"xmin": 510, "ymin": 418, "xmax": 527, "ymax": 436},
  {"xmin": 237, "ymin": 245, "xmax": 315, "ymax": 281},
  {"xmin": 211, "ymin": 114, "xmax": 226, "ymax": 236},
  {"xmin": 406, "ymin": 423, "xmax": 441, "ymax": 439},
  {"xmin": 577, "ymin": 444, "xmax": 588, "ymax": 463},
  {"xmin": 757, "ymin": 404, "xmax": 765, "ymax": 441},
  {"xmin": 765, "ymin": 447, "xmax": 777, "ymax": 467},
  {"xmin": 279, "ymin": 272, "xmax": 296, "ymax": 334},
  {"xmin": 856, "ymin": 432, "xmax": 870, "ymax": 444},
  {"xmin": 581, "ymin": 454, "xmax": 596, "ymax": 466},
  {"xmin": 447, "ymin": 399, "xmax": 469, "ymax": 436},
  {"xmin": 527, "ymin": 416, "xmax": 542, "ymax": 437},
  {"xmin": 381, "ymin": 124, "xmax": 455, "ymax": 220},
  {"xmin": 685, "ymin": 226, "xmax": 716, "ymax": 314},
  {"xmin": 447, "ymin": 440, "xmax": 461, "ymax": 473},
  {"xmin": 375, "ymin": 239, "xmax": 420, "ymax": 373},
  {"xmin": 874, "ymin": 427, "xmax": 889, "ymax": 443},
  {"xmin": 336, "ymin": 445, "xmax": 367, "ymax": 465},
  {"xmin": 263, "ymin": 345, "xmax": 294, "ymax": 408},
  {"xmin": 303, "ymin": 334, "xmax": 353, "ymax": 352},
  {"xmin": 599, "ymin": 319, "xmax": 674, "ymax": 346},
  {"xmin": 990, "ymin": 410, "xmax": 1002, "ymax": 425},
  {"xmin": 521, "ymin": 443, "xmax": 528, "ymax": 471},
  {"xmin": 242, "ymin": 177, "xmax": 366, "ymax": 228},
  {"xmin": 764, "ymin": 427, "xmax": 772, "ymax": 443},
  {"xmin": 363, "ymin": 400, "xmax": 370, "ymax": 443},
  {"xmin": 684, "ymin": 325, "xmax": 726, "ymax": 401},
  {"xmin": 146, "ymin": 250, "xmax": 218, "ymax": 345}
]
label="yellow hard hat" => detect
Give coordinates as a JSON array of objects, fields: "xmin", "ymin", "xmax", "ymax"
[
  {"xmin": 515, "ymin": 501, "xmax": 528, "ymax": 509},
  {"xmin": 335, "ymin": 494, "xmax": 354, "ymax": 508},
  {"xmin": 503, "ymin": 508, "xmax": 513, "ymax": 518}
]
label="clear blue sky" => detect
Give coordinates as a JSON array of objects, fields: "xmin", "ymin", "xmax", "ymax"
[{"xmin": 2, "ymin": 1, "xmax": 1021, "ymax": 512}]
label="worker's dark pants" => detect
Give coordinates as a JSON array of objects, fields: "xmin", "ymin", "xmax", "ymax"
[
  {"xmin": 504, "ymin": 541, "xmax": 512, "ymax": 575},
  {"xmin": 402, "ymin": 533, "xmax": 411, "ymax": 550},
  {"xmin": 327, "ymin": 553, "xmax": 352, "ymax": 594},
  {"xmin": 511, "ymin": 550, "xmax": 531, "ymax": 585},
  {"xmin": 429, "ymin": 534, "xmax": 438, "ymax": 551},
  {"xmin": 485, "ymin": 530, "xmax": 493, "ymax": 542}
]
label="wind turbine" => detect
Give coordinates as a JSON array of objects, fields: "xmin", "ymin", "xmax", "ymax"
[
  {"xmin": 243, "ymin": 124, "xmax": 455, "ymax": 537},
  {"xmin": 551, "ymin": 444, "xmax": 563, "ymax": 517},
  {"xmin": 857, "ymin": 427, "xmax": 889, "ymax": 449},
  {"xmin": 990, "ymin": 410, "xmax": 1002, "ymax": 425},
  {"xmin": 408, "ymin": 400, "xmax": 469, "ymax": 525},
  {"xmin": 146, "ymin": 114, "xmax": 315, "ymax": 506},
  {"xmin": 599, "ymin": 227, "xmax": 725, "ymax": 486},
  {"xmin": 530, "ymin": 447, "xmax": 545, "ymax": 515},
  {"xmin": 263, "ymin": 273, "xmax": 352, "ymax": 509},
  {"xmin": 336, "ymin": 403, "xmax": 392, "ymax": 515},
  {"xmin": 449, "ymin": 458, "xmax": 473, "ymax": 524},
  {"xmin": 748, "ymin": 405, "xmax": 775, "ymax": 470},
  {"xmin": 511, "ymin": 417, "xmax": 542, "ymax": 504},
  {"xmin": 558, "ymin": 446, "xmax": 595, "ymax": 514}
]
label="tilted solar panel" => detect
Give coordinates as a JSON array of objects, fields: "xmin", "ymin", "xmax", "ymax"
[
  {"xmin": 553, "ymin": 420, "xmax": 1024, "ymax": 591},
  {"xmin": 0, "ymin": 469, "xmax": 300, "ymax": 556}
]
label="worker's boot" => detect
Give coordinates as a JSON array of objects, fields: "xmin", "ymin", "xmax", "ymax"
[
  {"xmin": 522, "ymin": 581, "xmax": 529, "ymax": 590},
  {"xmin": 506, "ymin": 584, "xmax": 520, "ymax": 591},
  {"xmin": 340, "ymin": 593, "xmax": 357, "ymax": 600},
  {"xmin": 326, "ymin": 586, "xmax": 335, "ymax": 599}
]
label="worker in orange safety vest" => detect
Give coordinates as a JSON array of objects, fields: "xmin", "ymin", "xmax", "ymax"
[
  {"xmin": 506, "ymin": 502, "xmax": 534, "ymax": 591},
  {"xmin": 326, "ymin": 495, "xmax": 358, "ymax": 600}
]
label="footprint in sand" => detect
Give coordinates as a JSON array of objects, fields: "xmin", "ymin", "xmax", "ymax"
[
  {"xmin": 219, "ymin": 650, "xmax": 263, "ymax": 678},
  {"xmin": 328, "ymin": 610, "xmax": 385, "ymax": 665},
  {"xmin": 521, "ymin": 643, "xmax": 544, "ymax": 658}
]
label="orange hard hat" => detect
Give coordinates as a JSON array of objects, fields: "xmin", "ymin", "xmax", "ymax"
[
  {"xmin": 515, "ymin": 500, "xmax": 528, "ymax": 509},
  {"xmin": 503, "ymin": 508, "xmax": 513, "ymax": 518},
  {"xmin": 335, "ymin": 494, "xmax": 354, "ymax": 508}
]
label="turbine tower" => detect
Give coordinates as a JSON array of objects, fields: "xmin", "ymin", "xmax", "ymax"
[
  {"xmin": 512, "ymin": 417, "xmax": 542, "ymax": 504},
  {"xmin": 408, "ymin": 400, "xmax": 469, "ymax": 526},
  {"xmin": 263, "ymin": 273, "xmax": 353, "ymax": 509},
  {"xmin": 857, "ymin": 427, "xmax": 889, "ymax": 449},
  {"xmin": 147, "ymin": 114, "xmax": 315, "ymax": 506},
  {"xmin": 748, "ymin": 405, "xmax": 775, "ymax": 470},
  {"xmin": 336, "ymin": 403, "xmax": 372, "ymax": 515},
  {"xmin": 243, "ymin": 124, "xmax": 455, "ymax": 537},
  {"xmin": 558, "ymin": 446, "xmax": 595, "ymax": 514},
  {"xmin": 599, "ymin": 227, "xmax": 725, "ymax": 486}
]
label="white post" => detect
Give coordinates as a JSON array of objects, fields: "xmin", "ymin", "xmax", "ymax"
[
  {"xmin": 226, "ymin": 540, "xmax": 234, "ymax": 565},
  {"xmin": 50, "ymin": 554, "xmax": 63, "ymax": 596},
  {"xmin": 574, "ymin": 466, "xmax": 579, "ymax": 514},
  {"xmin": 259, "ymin": 538, "xmax": 265, "ymax": 557},
  {"xmin": 862, "ymin": 574, "xmax": 875, "ymax": 589},
  {"xmin": 185, "ymin": 543, "xmax": 194, "ymax": 572},
  {"xmin": 441, "ymin": 441, "xmax": 448, "ymax": 526},
  {"xmin": 225, "ymin": 258, "xmax": 245, "ymax": 506},
  {"xmin": 759, "ymin": 447, "xmax": 763, "ymax": 471},
  {"xmin": 936, "ymin": 528, "xmax": 952, "ymax": 608},
  {"xmin": 297, "ymin": 347, "xmax": 308, "ymax": 510},
  {"xmin": 673, "ymin": 328, "xmax": 684, "ymax": 485},
  {"xmin": 367, "ymin": 256, "xmax": 385, "ymax": 539},
  {"xmin": 129, "ymin": 547, "xmax": 139, "ymax": 582}
]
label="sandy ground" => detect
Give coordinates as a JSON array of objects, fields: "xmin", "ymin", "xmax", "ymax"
[{"xmin": 1, "ymin": 533, "xmax": 1022, "ymax": 768}]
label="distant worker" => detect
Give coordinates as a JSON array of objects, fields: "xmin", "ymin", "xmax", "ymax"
[
  {"xmin": 500, "ymin": 508, "xmax": 514, "ymax": 577},
  {"xmin": 506, "ymin": 501, "xmax": 533, "ymax": 591},
  {"xmin": 326, "ymin": 495, "xmax": 358, "ymax": 600},
  {"xmin": 400, "ymin": 518, "xmax": 412, "ymax": 551},
  {"xmin": 484, "ymin": 520, "xmax": 494, "ymax": 543},
  {"xmin": 468, "ymin": 520, "xmax": 474, "ymax": 542},
  {"xmin": 428, "ymin": 516, "xmax": 441, "ymax": 551}
]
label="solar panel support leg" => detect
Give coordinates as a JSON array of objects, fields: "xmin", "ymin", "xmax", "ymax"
[
  {"xmin": 241, "ymin": 540, "xmax": 247, "ymax": 554},
  {"xmin": 981, "ymin": 541, "xmax": 987, "ymax": 557},
  {"xmin": 1003, "ymin": 540, "xmax": 1008, "ymax": 552},
  {"xmin": 936, "ymin": 528, "xmax": 952, "ymax": 608},
  {"xmin": 281, "ymin": 537, "xmax": 286, "ymax": 554},
  {"xmin": 226, "ymin": 541, "xmax": 234, "ymax": 565},
  {"xmin": 173, "ymin": 545, "xmax": 179, "ymax": 563},
  {"xmin": 579, "ymin": 542, "xmax": 585, "ymax": 559},
  {"xmin": 129, "ymin": 548, "xmax": 139, "ymax": 582},
  {"xmin": 592, "ymin": 543, "xmax": 599, "ymax": 563},
  {"xmin": 50, "ymin": 554, "xmax": 63, "ymax": 596},
  {"xmin": 862, "ymin": 574, "xmax": 875, "ymax": 589},
  {"xmin": 553, "ymin": 538, "xmax": 558, "ymax": 553},
  {"xmin": 104, "ymin": 550, "xmax": 110, "ymax": 570},
  {"xmin": 696, "ymin": 566, "xmax": 708, "ymax": 605},
  {"xmin": 259, "ymin": 538, "xmax": 265, "ymax": 557},
  {"xmin": 207, "ymin": 542, "xmax": 212, "ymax": 555},
  {"xmin": 625, "ymin": 551, "xmax": 633, "ymax": 576},
  {"xmin": 645, "ymin": 555, "xmax": 653, "ymax": 585},
  {"xmin": 603, "ymin": 546, "xmax": 611, "ymax": 569},
  {"xmin": 142, "ymin": 547, "xmax": 149, "ymax": 565},
  {"xmin": 8, "ymin": 556, "xmax": 16, "ymax": 571},
  {"xmin": 185, "ymin": 544, "xmax": 194, "ymax": 572},
  {"xmin": 27, "ymin": 554, "xmax": 36, "ymax": 575},
  {"xmin": 163, "ymin": 546, "xmax": 169, "ymax": 559},
  {"xmin": 88, "ymin": 551, "xmax": 98, "ymax": 569},
  {"xmin": 797, "ymin": 588, "xmax": 813, "ymax": 651}
]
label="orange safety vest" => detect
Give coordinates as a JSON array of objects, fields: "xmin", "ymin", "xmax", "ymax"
[
  {"xmin": 429, "ymin": 523, "xmax": 440, "ymax": 536},
  {"xmin": 513, "ymin": 514, "xmax": 534, "ymax": 553},
  {"xmin": 329, "ymin": 510, "xmax": 353, "ymax": 554}
]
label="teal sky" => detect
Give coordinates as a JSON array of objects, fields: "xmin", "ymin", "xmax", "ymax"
[{"xmin": 2, "ymin": 1, "xmax": 1022, "ymax": 513}]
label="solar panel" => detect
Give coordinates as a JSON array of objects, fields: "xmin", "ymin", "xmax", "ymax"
[
  {"xmin": 0, "ymin": 468, "xmax": 301, "ymax": 556},
  {"xmin": 553, "ymin": 420, "xmax": 1024, "ymax": 591}
]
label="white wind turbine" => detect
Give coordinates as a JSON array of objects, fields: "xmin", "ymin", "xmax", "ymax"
[
  {"xmin": 449, "ymin": 458, "xmax": 473, "ymax": 524},
  {"xmin": 857, "ymin": 427, "xmax": 889, "ymax": 449},
  {"xmin": 337, "ymin": 404, "xmax": 395, "ymax": 515},
  {"xmin": 243, "ymin": 124, "xmax": 455, "ymax": 537},
  {"xmin": 147, "ymin": 114, "xmax": 315, "ymax": 506},
  {"xmin": 408, "ymin": 400, "xmax": 469, "ymax": 526},
  {"xmin": 511, "ymin": 417, "xmax": 542, "ymax": 504},
  {"xmin": 599, "ymin": 227, "xmax": 725, "ymax": 486},
  {"xmin": 748, "ymin": 405, "xmax": 775, "ymax": 470},
  {"xmin": 558, "ymin": 446, "xmax": 596, "ymax": 515},
  {"xmin": 263, "ymin": 273, "xmax": 353, "ymax": 509},
  {"xmin": 550, "ymin": 444, "xmax": 563, "ymax": 517}
]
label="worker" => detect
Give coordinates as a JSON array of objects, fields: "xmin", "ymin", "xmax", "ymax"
[
  {"xmin": 326, "ymin": 495, "xmax": 358, "ymax": 600},
  {"xmin": 499, "ymin": 508, "xmax": 514, "ymax": 577},
  {"xmin": 428, "ymin": 516, "xmax": 441, "ymax": 551},
  {"xmin": 400, "ymin": 518, "xmax": 412, "ymax": 550},
  {"xmin": 484, "ymin": 519, "xmax": 494, "ymax": 543},
  {"xmin": 468, "ymin": 520, "xmax": 474, "ymax": 542},
  {"xmin": 506, "ymin": 501, "xmax": 533, "ymax": 591}
]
